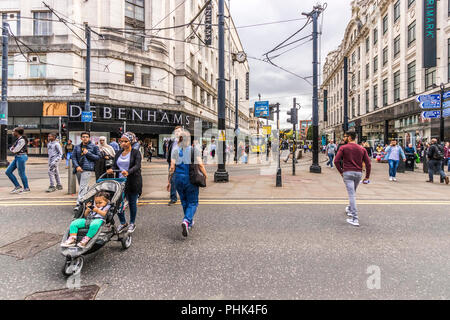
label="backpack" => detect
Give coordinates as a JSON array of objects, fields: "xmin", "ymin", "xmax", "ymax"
[{"xmin": 433, "ymin": 145, "xmax": 444, "ymax": 160}]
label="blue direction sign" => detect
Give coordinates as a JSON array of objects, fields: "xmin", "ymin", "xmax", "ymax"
[
  {"xmin": 422, "ymin": 110, "xmax": 441, "ymax": 119},
  {"xmin": 254, "ymin": 101, "xmax": 270, "ymax": 118},
  {"xmin": 443, "ymin": 91, "xmax": 450, "ymax": 100},
  {"xmin": 442, "ymin": 100, "xmax": 450, "ymax": 109},
  {"xmin": 444, "ymin": 108, "xmax": 450, "ymax": 117},
  {"xmin": 416, "ymin": 94, "xmax": 440, "ymax": 109},
  {"xmin": 81, "ymin": 111, "xmax": 93, "ymax": 123}
]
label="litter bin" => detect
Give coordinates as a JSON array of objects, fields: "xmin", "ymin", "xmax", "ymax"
[
  {"xmin": 405, "ymin": 153, "xmax": 415, "ymax": 172},
  {"xmin": 397, "ymin": 159, "xmax": 406, "ymax": 173},
  {"xmin": 297, "ymin": 150, "xmax": 303, "ymax": 159}
]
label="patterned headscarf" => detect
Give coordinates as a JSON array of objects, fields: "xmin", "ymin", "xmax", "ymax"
[{"xmin": 121, "ymin": 132, "xmax": 134, "ymax": 143}]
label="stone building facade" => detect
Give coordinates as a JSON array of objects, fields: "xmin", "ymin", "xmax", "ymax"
[{"xmin": 320, "ymin": 0, "xmax": 450, "ymax": 147}]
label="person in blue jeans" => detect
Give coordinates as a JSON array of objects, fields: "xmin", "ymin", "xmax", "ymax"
[
  {"xmin": 326, "ymin": 141, "xmax": 337, "ymax": 168},
  {"xmin": 166, "ymin": 126, "xmax": 182, "ymax": 205},
  {"xmin": 167, "ymin": 130, "xmax": 207, "ymax": 237},
  {"xmin": 384, "ymin": 140, "xmax": 406, "ymax": 182},
  {"xmin": 5, "ymin": 127, "xmax": 30, "ymax": 194}
]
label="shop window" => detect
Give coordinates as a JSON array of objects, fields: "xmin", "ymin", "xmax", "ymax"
[
  {"xmin": 125, "ymin": 62, "xmax": 135, "ymax": 84},
  {"xmin": 33, "ymin": 11, "xmax": 52, "ymax": 36},
  {"xmin": 141, "ymin": 66, "xmax": 150, "ymax": 87}
]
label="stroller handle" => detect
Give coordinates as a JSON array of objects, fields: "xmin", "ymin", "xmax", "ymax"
[{"xmin": 98, "ymin": 169, "xmax": 125, "ymax": 180}]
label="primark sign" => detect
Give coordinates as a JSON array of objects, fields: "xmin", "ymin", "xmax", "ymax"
[{"xmin": 69, "ymin": 104, "xmax": 192, "ymax": 127}]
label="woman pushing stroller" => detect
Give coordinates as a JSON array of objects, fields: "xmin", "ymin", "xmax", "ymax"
[{"xmin": 61, "ymin": 191, "xmax": 111, "ymax": 248}]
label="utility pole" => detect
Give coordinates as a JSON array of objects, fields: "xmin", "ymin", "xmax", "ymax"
[
  {"xmin": 0, "ymin": 22, "xmax": 9, "ymax": 167},
  {"xmin": 303, "ymin": 5, "xmax": 325, "ymax": 174},
  {"xmin": 343, "ymin": 56, "xmax": 349, "ymax": 133},
  {"xmin": 84, "ymin": 24, "xmax": 91, "ymax": 133},
  {"xmin": 275, "ymin": 103, "xmax": 282, "ymax": 187},
  {"xmin": 234, "ymin": 79, "xmax": 239, "ymax": 164},
  {"xmin": 214, "ymin": 0, "xmax": 229, "ymax": 182}
]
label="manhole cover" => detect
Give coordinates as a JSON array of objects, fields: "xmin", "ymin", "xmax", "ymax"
[
  {"xmin": 25, "ymin": 285, "xmax": 100, "ymax": 300},
  {"xmin": 0, "ymin": 232, "xmax": 61, "ymax": 260}
]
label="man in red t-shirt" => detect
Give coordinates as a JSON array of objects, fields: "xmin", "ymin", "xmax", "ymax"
[{"xmin": 334, "ymin": 132, "xmax": 371, "ymax": 227}]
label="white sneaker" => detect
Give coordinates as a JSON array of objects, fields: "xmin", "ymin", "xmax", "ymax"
[
  {"xmin": 393, "ymin": 178, "xmax": 397, "ymax": 182},
  {"xmin": 346, "ymin": 218, "xmax": 360, "ymax": 227},
  {"xmin": 389, "ymin": 177, "xmax": 393, "ymax": 181},
  {"xmin": 10, "ymin": 186, "xmax": 23, "ymax": 194},
  {"xmin": 345, "ymin": 206, "xmax": 353, "ymax": 217}
]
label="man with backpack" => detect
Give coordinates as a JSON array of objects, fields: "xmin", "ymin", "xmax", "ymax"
[{"xmin": 426, "ymin": 138, "xmax": 449, "ymax": 184}]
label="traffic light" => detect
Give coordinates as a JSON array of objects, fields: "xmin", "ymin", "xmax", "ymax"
[{"xmin": 287, "ymin": 107, "xmax": 298, "ymax": 125}]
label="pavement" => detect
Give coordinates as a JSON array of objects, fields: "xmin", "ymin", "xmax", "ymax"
[{"xmin": 1, "ymin": 152, "xmax": 449, "ymax": 201}]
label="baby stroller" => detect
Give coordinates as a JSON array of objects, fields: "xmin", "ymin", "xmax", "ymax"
[{"xmin": 60, "ymin": 171, "xmax": 132, "ymax": 277}]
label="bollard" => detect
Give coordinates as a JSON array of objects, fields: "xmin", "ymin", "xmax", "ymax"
[{"xmin": 68, "ymin": 162, "xmax": 77, "ymax": 195}]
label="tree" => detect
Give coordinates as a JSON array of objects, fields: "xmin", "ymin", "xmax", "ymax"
[{"xmin": 306, "ymin": 126, "xmax": 313, "ymax": 140}]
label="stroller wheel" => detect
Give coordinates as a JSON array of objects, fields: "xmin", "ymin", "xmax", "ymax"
[
  {"xmin": 121, "ymin": 234, "xmax": 132, "ymax": 249},
  {"xmin": 62, "ymin": 256, "xmax": 84, "ymax": 277}
]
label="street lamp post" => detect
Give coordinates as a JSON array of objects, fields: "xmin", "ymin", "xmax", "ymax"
[{"xmin": 440, "ymin": 83, "xmax": 445, "ymax": 143}]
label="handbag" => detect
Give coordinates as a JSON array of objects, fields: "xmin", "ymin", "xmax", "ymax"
[{"xmin": 189, "ymin": 147, "xmax": 206, "ymax": 188}]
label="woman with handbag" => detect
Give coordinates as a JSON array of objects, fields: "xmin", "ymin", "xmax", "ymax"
[
  {"xmin": 95, "ymin": 136, "xmax": 116, "ymax": 180},
  {"xmin": 167, "ymin": 130, "xmax": 207, "ymax": 237}
]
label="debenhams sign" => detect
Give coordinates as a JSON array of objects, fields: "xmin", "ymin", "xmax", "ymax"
[{"xmin": 69, "ymin": 104, "xmax": 191, "ymax": 126}]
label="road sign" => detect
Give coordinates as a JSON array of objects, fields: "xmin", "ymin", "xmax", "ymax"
[
  {"xmin": 443, "ymin": 91, "xmax": 450, "ymax": 100},
  {"xmin": 262, "ymin": 126, "xmax": 272, "ymax": 135},
  {"xmin": 81, "ymin": 111, "xmax": 93, "ymax": 123},
  {"xmin": 218, "ymin": 130, "xmax": 226, "ymax": 141},
  {"xmin": 416, "ymin": 94, "xmax": 440, "ymax": 109},
  {"xmin": 444, "ymin": 108, "xmax": 450, "ymax": 117},
  {"xmin": 442, "ymin": 100, "xmax": 450, "ymax": 108},
  {"xmin": 422, "ymin": 110, "xmax": 441, "ymax": 119},
  {"xmin": 254, "ymin": 101, "xmax": 270, "ymax": 118}
]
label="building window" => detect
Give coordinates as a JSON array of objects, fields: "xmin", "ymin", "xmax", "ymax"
[
  {"xmin": 365, "ymin": 89, "xmax": 370, "ymax": 113},
  {"xmin": 125, "ymin": 0, "xmax": 145, "ymax": 49},
  {"xmin": 407, "ymin": 61, "xmax": 416, "ymax": 97},
  {"xmin": 425, "ymin": 67, "xmax": 436, "ymax": 90},
  {"xmin": 366, "ymin": 63, "xmax": 370, "ymax": 80},
  {"xmin": 373, "ymin": 28, "xmax": 378, "ymax": 45},
  {"xmin": 382, "ymin": 78, "xmax": 388, "ymax": 106},
  {"xmin": 351, "ymin": 98, "xmax": 355, "ymax": 119},
  {"xmin": 373, "ymin": 85, "xmax": 378, "ymax": 109},
  {"xmin": 408, "ymin": 0, "xmax": 415, "ymax": 8},
  {"xmin": 33, "ymin": 12, "xmax": 52, "ymax": 36},
  {"xmin": 125, "ymin": 63, "xmax": 135, "ymax": 84},
  {"xmin": 351, "ymin": 52, "xmax": 356, "ymax": 65},
  {"xmin": 198, "ymin": 61, "xmax": 202, "ymax": 77},
  {"xmin": 351, "ymin": 74, "xmax": 355, "ymax": 89},
  {"xmin": 448, "ymin": 39, "xmax": 450, "ymax": 82},
  {"xmin": 394, "ymin": 1, "xmax": 400, "ymax": 22},
  {"xmin": 192, "ymin": 85, "xmax": 197, "ymax": 102},
  {"xmin": 408, "ymin": 21, "xmax": 416, "ymax": 47},
  {"xmin": 383, "ymin": 15, "xmax": 388, "ymax": 34},
  {"xmin": 373, "ymin": 56, "xmax": 378, "ymax": 73},
  {"xmin": 29, "ymin": 55, "xmax": 46, "ymax": 78},
  {"xmin": 382, "ymin": 47, "xmax": 388, "ymax": 66},
  {"xmin": 394, "ymin": 35, "xmax": 400, "ymax": 58},
  {"xmin": 190, "ymin": 53, "xmax": 195, "ymax": 69},
  {"xmin": 0, "ymin": 56, "xmax": 14, "ymax": 78},
  {"xmin": 366, "ymin": 37, "xmax": 370, "ymax": 53},
  {"xmin": 2, "ymin": 12, "xmax": 20, "ymax": 36},
  {"xmin": 141, "ymin": 66, "xmax": 150, "ymax": 87},
  {"xmin": 394, "ymin": 71, "xmax": 400, "ymax": 102}
]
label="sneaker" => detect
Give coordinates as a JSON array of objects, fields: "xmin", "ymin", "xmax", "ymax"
[
  {"xmin": 46, "ymin": 186, "xmax": 57, "ymax": 193},
  {"xmin": 389, "ymin": 177, "xmax": 393, "ymax": 181},
  {"xmin": 117, "ymin": 223, "xmax": 128, "ymax": 234},
  {"xmin": 77, "ymin": 236, "xmax": 91, "ymax": 248},
  {"xmin": 168, "ymin": 200, "xmax": 177, "ymax": 206},
  {"xmin": 345, "ymin": 206, "xmax": 353, "ymax": 217},
  {"xmin": 127, "ymin": 223, "xmax": 136, "ymax": 233},
  {"xmin": 445, "ymin": 176, "xmax": 449, "ymax": 185},
  {"xmin": 181, "ymin": 221, "xmax": 189, "ymax": 237},
  {"xmin": 393, "ymin": 178, "xmax": 397, "ymax": 182},
  {"xmin": 61, "ymin": 236, "xmax": 77, "ymax": 247},
  {"xmin": 426, "ymin": 180, "xmax": 433, "ymax": 183},
  {"xmin": 56, "ymin": 184, "xmax": 63, "ymax": 190},
  {"xmin": 10, "ymin": 186, "xmax": 23, "ymax": 194},
  {"xmin": 21, "ymin": 188, "xmax": 31, "ymax": 194},
  {"xmin": 188, "ymin": 221, "xmax": 195, "ymax": 230},
  {"xmin": 346, "ymin": 218, "xmax": 360, "ymax": 227}
]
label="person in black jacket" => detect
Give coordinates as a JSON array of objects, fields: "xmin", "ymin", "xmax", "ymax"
[
  {"xmin": 426, "ymin": 139, "xmax": 449, "ymax": 184},
  {"xmin": 107, "ymin": 132, "xmax": 142, "ymax": 233}
]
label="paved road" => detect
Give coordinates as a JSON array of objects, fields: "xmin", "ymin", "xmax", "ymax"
[{"xmin": 0, "ymin": 200, "xmax": 448, "ymax": 299}]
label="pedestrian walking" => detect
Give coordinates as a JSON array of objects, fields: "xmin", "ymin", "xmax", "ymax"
[
  {"xmin": 72, "ymin": 132, "xmax": 101, "ymax": 212},
  {"xmin": 65, "ymin": 140, "xmax": 74, "ymax": 168},
  {"xmin": 95, "ymin": 136, "xmax": 116, "ymax": 180},
  {"xmin": 444, "ymin": 141, "xmax": 450, "ymax": 172},
  {"xmin": 46, "ymin": 132, "xmax": 63, "ymax": 192},
  {"xmin": 5, "ymin": 127, "xmax": 30, "ymax": 194},
  {"xmin": 363, "ymin": 142, "xmax": 373, "ymax": 158},
  {"xmin": 110, "ymin": 138, "xmax": 120, "ymax": 153},
  {"xmin": 167, "ymin": 129, "xmax": 207, "ymax": 237},
  {"xmin": 326, "ymin": 140, "xmax": 337, "ymax": 168},
  {"xmin": 426, "ymin": 138, "xmax": 449, "ymax": 184},
  {"xmin": 383, "ymin": 140, "xmax": 406, "ymax": 181},
  {"xmin": 334, "ymin": 132, "xmax": 371, "ymax": 227},
  {"xmin": 167, "ymin": 126, "xmax": 182, "ymax": 205},
  {"xmin": 107, "ymin": 132, "xmax": 142, "ymax": 233},
  {"xmin": 210, "ymin": 138, "xmax": 217, "ymax": 160}
]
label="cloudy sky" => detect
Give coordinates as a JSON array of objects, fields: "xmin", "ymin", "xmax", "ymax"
[{"xmin": 230, "ymin": 0, "xmax": 352, "ymax": 127}]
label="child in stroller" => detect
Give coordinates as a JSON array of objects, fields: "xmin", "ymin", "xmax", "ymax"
[{"xmin": 62, "ymin": 191, "xmax": 111, "ymax": 248}]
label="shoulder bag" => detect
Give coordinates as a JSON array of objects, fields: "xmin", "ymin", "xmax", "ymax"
[{"xmin": 189, "ymin": 147, "xmax": 206, "ymax": 188}]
